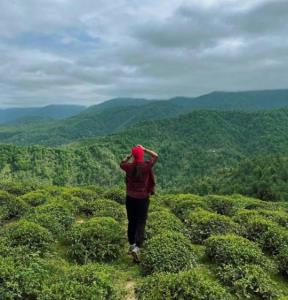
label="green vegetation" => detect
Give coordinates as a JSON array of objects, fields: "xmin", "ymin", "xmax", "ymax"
[
  {"xmin": 0, "ymin": 184, "xmax": 287, "ymax": 299},
  {"xmin": 67, "ymin": 217, "xmax": 125, "ymax": 264},
  {"xmin": 140, "ymin": 231, "xmax": 197, "ymax": 274}
]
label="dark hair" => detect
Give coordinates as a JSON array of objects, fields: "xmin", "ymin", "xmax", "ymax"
[{"xmin": 132, "ymin": 164, "xmax": 144, "ymax": 180}]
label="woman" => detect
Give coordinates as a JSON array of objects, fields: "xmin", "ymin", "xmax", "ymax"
[{"xmin": 120, "ymin": 144, "xmax": 158, "ymax": 262}]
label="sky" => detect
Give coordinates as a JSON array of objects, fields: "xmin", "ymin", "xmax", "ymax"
[{"xmin": 0, "ymin": 0, "xmax": 287, "ymax": 107}]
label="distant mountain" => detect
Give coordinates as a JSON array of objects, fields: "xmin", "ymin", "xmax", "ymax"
[
  {"xmin": 86, "ymin": 98, "xmax": 151, "ymax": 113},
  {"xmin": 0, "ymin": 105, "xmax": 86, "ymax": 124},
  {"xmin": 168, "ymin": 89, "xmax": 288, "ymax": 110},
  {"xmin": 0, "ymin": 89, "xmax": 288, "ymax": 145}
]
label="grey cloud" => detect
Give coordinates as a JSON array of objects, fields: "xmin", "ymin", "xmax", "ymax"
[{"xmin": 0, "ymin": 0, "xmax": 287, "ymax": 107}]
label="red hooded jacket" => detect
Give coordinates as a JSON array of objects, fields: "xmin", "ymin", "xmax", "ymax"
[{"xmin": 120, "ymin": 155, "xmax": 157, "ymax": 199}]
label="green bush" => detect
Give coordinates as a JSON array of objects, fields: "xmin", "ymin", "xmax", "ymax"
[
  {"xmin": 65, "ymin": 188, "xmax": 98, "ymax": 201},
  {"xmin": 30, "ymin": 201, "xmax": 74, "ymax": 231},
  {"xmin": 263, "ymin": 225, "xmax": 288, "ymax": 254},
  {"xmin": 156, "ymin": 193, "xmax": 203, "ymax": 209},
  {"xmin": 277, "ymin": 247, "xmax": 288, "ymax": 277},
  {"xmin": 170, "ymin": 198, "xmax": 206, "ymax": 221},
  {"xmin": 232, "ymin": 209, "xmax": 260, "ymax": 224},
  {"xmin": 0, "ymin": 190, "xmax": 29, "ymax": 219},
  {"xmin": 257, "ymin": 209, "xmax": 288, "ymax": 228},
  {"xmin": 217, "ymin": 264, "xmax": 280, "ymax": 299},
  {"xmin": 80, "ymin": 199, "xmax": 126, "ymax": 222},
  {"xmin": 238, "ymin": 216, "xmax": 288, "ymax": 253},
  {"xmin": 205, "ymin": 234, "xmax": 270, "ymax": 269},
  {"xmin": 241, "ymin": 216, "xmax": 276, "ymax": 244},
  {"xmin": 140, "ymin": 231, "xmax": 197, "ymax": 275},
  {"xmin": 3, "ymin": 220, "xmax": 53, "ymax": 253},
  {"xmin": 19, "ymin": 190, "xmax": 49, "ymax": 206},
  {"xmin": 67, "ymin": 217, "xmax": 125, "ymax": 263},
  {"xmin": 103, "ymin": 187, "xmax": 125, "ymax": 204},
  {"xmin": 204, "ymin": 195, "xmax": 244, "ymax": 216},
  {"xmin": 0, "ymin": 256, "xmax": 47, "ymax": 299},
  {"xmin": 145, "ymin": 210, "xmax": 185, "ymax": 239},
  {"xmin": 136, "ymin": 268, "xmax": 233, "ymax": 300},
  {"xmin": 40, "ymin": 263, "xmax": 122, "ymax": 300},
  {"xmin": 184, "ymin": 208, "xmax": 242, "ymax": 244},
  {"xmin": 24, "ymin": 212, "xmax": 63, "ymax": 236},
  {"xmin": 0, "ymin": 181, "xmax": 38, "ymax": 196}
]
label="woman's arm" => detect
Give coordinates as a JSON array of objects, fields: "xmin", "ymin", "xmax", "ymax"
[
  {"xmin": 121, "ymin": 153, "xmax": 132, "ymax": 162},
  {"xmin": 143, "ymin": 147, "xmax": 158, "ymax": 157}
]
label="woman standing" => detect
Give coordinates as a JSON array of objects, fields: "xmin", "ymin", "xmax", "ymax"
[{"xmin": 120, "ymin": 144, "xmax": 158, "ymax": 262}]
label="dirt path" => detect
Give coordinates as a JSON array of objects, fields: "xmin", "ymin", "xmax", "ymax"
[{"xmin": 125, "ymin": 278, "xmax": 136, "ymax": 300}]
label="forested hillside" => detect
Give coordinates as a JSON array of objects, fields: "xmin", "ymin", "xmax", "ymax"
[
  {"xmin": 1, "ymin": 89, "xmax": 288, "ymax": 145},
  {"xmin": 1, "ymin": 109, "xmax": 288, "ymax": 200}
]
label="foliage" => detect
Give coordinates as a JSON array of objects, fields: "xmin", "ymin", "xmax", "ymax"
[
  {"xmin": 205, "ymin": 234, "xmax": 271, "ymax": 269},
  {"xmin": 25, "ymin": 200, "xmax": 75, "ymax": 235},
  {"xmin": 184, "ymin": 208, "xmax": 243, "ymax": 243},
  {"xmin": 3, "ymin": 220, "xmax": 53, "ymax": 253},
  {"xmin": 136, "ymin": 268, "xmax": 233, "ymax": 300},
  {"xmin": 239, "ymin": 215, "xmax": 288, "ymax": 254},
  {"xmin": 140, "ymin": 231, "xmax": 197, "ymax": 275},
  {"xmin": 169, "ymin": 197, "xmax": 206, "ymax": 221},
  {"xmin": 277, "ymin": 247, "xmax": 288, "ymax": 277},
  {"xmin": 145, "ymin": 210, "xmax": 185, "ymax": 239},
  {"xmin": 67, "ymin": 217, "xmax": 125, "ymax": 263},
  {"xmin": 18, "ymin": 190, "xmax": 49, "ymax": 206},
  {"xmin": 80, "ymin": 199, "xmax": 126, "ymax": 222},
  {"xmin": 204, "ymin": 195, "xmax": 245, "ymax": 216},
  {"xmin": 217, "ymin": 264, "xmax": 280, "ymax": 299},
  {"xmin": 40, "ymin": 263, "xmax": 122, "ymax": 300}
]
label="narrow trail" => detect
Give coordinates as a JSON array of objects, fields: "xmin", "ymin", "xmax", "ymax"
[{"xmin": 124, "ymin": 278, "xmax": 136, "ymax": 300}]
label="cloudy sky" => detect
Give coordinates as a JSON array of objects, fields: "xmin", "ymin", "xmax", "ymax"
[{"xmin": 0, "ymin": 0, "xmax": 287, "ymax": 107}]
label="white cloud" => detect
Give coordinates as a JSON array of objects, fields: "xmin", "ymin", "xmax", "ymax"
[{"xmin": 0, "ymin": 0, "xmax": 287, "ymax": 107}]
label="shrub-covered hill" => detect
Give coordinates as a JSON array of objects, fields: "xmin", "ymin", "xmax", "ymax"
[
  {"xmin": 185, "ymin": 155, "xmax": 288, "ymax": 201},
  {"xmin": 0, "ymin": 183, "xmax": 288, "ymax": 299},
  {"xmin": 2, "ymin": 109, "xmax": 288, "ymax": 199}
]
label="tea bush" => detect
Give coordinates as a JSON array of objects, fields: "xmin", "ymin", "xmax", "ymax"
[
  {"xmin": 136, "ymin": 268, "xmax": 233, "ymax": 300},
  {"xmin": 40, "ymin": 263, "xmax": 122, "ymax": 300},
  {"xmin": 80, "ymin": 199, "xmax": 126, "ymax": 222},
  {"xmin": 184, "ymin": 208, "xmax": 243, "ymax": 243},
  {"xmin": 19, "ymin": 190, "xmax": 49, "ymax": 206},
  {"xmin": 204, "ymin": 195, "xmax": 244, "ymax": 216},
  {"xmin": 3, "ymin": 220, "xmax": 53, "ymax": 253},
  {"xmin": 31, "ymin": 201, "xmax": 74, "ymax": 230},
  {"xmin": 238, "ymin": 215, "xmax": 288, "ymax": 253},
  {"xmin": 140, "ymin": 231, "xmax": 197, "ymax": 275},
  {"xmin": 217, "ymin": 264, "xmax": 280, "ymax": 299},
  {"xmin": 145, "ymin": 210, "xmax": 185, "ymax": 239},
  {"xmin": 0, "ymin": 255, "xmax": 48, "ymax": 299},
  {"xmin": 156, "ymin": 193, "xmax": 203, "ymax": 209},
  {"xmin": 103, "ymin": 187, "xmax": 125, "ymax": 204},
  {"xmin": 277, "ymin": 247, "xmax": 288, "ymax": 277},
  {"xmin": 232, "ymin": 209, "xmax": 260, "ymax": 224},
  {"xmin": 205, "ymin": 234, "xmax": 270, "ymax": 269},
  {"xmin": 170, "ymin": 198, "xmax": 206, "ymax": 221},
  {"xmin": 67, "ymin": 217, "xmax": 125, "ymax": 263},
  {"xmin": 257, "ymin": 209, "xmax": 288, "ymax": 228},
  {"xmin": 0, "ymin": 190, "xmax": 29, "ymax": 219}
]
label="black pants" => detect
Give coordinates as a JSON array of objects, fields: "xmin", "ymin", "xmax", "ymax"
[{"xmin": 125, "ymin": 195, "xmax": 150, "ymax": 247}]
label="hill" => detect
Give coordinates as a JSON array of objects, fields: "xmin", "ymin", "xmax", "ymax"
[
  {"xmin": 169, "ymin": 89, "xmax": 288, "ymax": 111},
  {"xmin": 0, "ymin": 183, "xmax": 287, "ymax": 299},
  {"xmin": 1, "ymin": 109, "xmax": 288, "ymax": 200},
  {"xmin": 0, "ymin": 104, "xmax": 86, "ymax": 124},
  {"xmin": 0, "ymin": 89, "xmax": 288, "ymax": 145}
]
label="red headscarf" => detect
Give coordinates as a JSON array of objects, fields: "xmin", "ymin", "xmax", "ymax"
[{"xmin": 131, "ymin": 145, "xmax": 144, "ymax": 163}]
